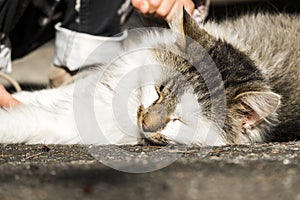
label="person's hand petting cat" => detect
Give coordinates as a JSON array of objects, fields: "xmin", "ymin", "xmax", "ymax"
[
  {"xmin": 0, "ymin": 84, "xmax": 20, "ymax": 108},
  {"xmin": 132, "ymin": 0, "xmax": 195, "ymax": 21}
]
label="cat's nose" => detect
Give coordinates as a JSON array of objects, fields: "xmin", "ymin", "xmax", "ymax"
[{"xmin": 141, "ymin": 113, "xmax": 166, "ymax": 132}]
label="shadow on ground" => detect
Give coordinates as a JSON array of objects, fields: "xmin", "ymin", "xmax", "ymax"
[{"xmin": 0, "ymin": 142, "xmax": 299, "ymax": 200}]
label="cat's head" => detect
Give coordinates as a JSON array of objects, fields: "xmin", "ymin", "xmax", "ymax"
[{"xmin": 136, "ymin": 8, "xmax": 281, "ymax": 145}]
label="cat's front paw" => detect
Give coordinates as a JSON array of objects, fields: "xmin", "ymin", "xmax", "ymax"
[{"xmin": 147, "ymin": 132, "xmax": 169, "ymax": 146}]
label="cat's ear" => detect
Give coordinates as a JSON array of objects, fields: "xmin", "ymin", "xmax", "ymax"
[
  {"xmin": 168, "ymin": 8, "xmax": 216, "ymax": 49},
  {"xmin": 234, "ymin": 91, "xmax": 281, "ymax": 128},
  {"xmin": 168, "ymin": 7, "xmax": 186, "ymax": 48},
  {"xmin": 168, "ymin": 7, "xmax": 185, "ymax": 35}
]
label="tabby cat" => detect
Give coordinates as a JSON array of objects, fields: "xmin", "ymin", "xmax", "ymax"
[{"xmin": 0, "ymin": 9, "xmax": 299, "ymax": 145}]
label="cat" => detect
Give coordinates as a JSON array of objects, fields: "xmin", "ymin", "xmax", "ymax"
[{"xmin": 0, "ymin": 9, "xmax": 299, "ymax": 146}]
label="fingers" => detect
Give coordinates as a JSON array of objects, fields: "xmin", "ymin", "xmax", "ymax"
[
  {"xmin": 131, "ymin": 0, "xmax": 151, "ymax": 14},
  {"xmin": 164, "ymin": 0, "xmax": 180, "ymax": 21},
  {"xmin": 147, "ymin": 0, "xmax": 163, "ymax": 13},
  {"xmin": 0, "ymin": 84, "xmax": 21, "ymax": 108},
  {"xmin": 131, "ymin": 0, "xmax": 160, "ymax": 14},
  {"xmin": 132, "ymin": 0, "xmax": 195, "ymax": 21}
]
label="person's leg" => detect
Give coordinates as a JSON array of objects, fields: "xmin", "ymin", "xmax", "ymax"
[{"xmin": 50, "ymin": 0, "xmax": 132, "ymax": 87}]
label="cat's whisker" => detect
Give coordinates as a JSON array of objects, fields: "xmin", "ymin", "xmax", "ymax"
[{"xmin": 171, "ymin": 118, "xmax": 188, "ymax": 126}]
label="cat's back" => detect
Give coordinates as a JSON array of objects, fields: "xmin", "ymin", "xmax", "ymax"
[
  {"xmin": 204, "ymin": 13, "xmax": 299, "ymax": 76},
  {"xmin": 204, "ymin": 13, "xmax": 300, "ymax": 141}
]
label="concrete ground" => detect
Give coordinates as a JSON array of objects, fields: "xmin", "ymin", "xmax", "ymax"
[{"xmin": 0, "ymin": 142, "xmax": 299, "ymax": 200}]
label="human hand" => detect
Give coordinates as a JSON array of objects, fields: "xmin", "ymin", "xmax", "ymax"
[
  {"xmin": 0, "ymin": 84, "xmax": 20, "ymax": 108},
  {"xmin": 132, "ymin": 0, "xmax": 195, "ymax": 21}
]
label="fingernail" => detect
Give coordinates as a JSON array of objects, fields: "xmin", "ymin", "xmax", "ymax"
[
  {"xmin": 140, "ymin": 1, "xmax": 149, "ymax": 13},
  {"xmin": 150, "ymin": 0, "xmax": 159, "ymax": 7}
]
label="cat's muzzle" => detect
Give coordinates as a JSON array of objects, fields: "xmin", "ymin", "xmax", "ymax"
[{"xmin": 137, "ymin": 105, "xmax": 170, "ymax": 146}]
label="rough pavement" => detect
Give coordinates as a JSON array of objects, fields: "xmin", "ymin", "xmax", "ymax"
[{"xmin": 0, "ymin": 142, "xmax": 299, "ymax": 200}]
